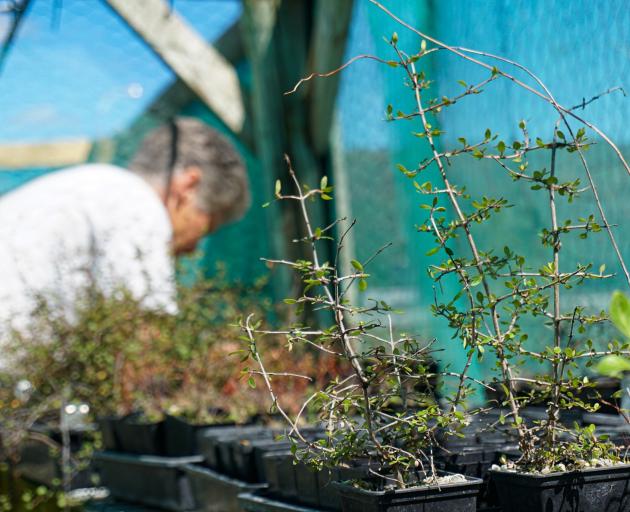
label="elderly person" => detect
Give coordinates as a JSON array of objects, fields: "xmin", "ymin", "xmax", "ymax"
[{"xmin": 0, "ymin": 117, "xmax": 250, "ymax": 336}]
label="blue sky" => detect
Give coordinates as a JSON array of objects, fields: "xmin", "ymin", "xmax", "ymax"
[
  {"xmin": 0, "ymin": 0, "xmax": 627, "ymax": 148},
  {"xmin": 0, "ymin": 0, "xmax": 240, "ymax": 143}
]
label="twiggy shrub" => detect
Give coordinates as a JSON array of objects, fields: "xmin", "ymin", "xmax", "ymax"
[
  {"xmin": 374, "ymin": 8, "xmax": 630, "ymax": 472},
  {"xmin": 275, "ymin": 0, "xmax": 630, "ymax": 476},
  {"xmin": 243, "ymin": 157, "xmax": 476, "ymax": 489}
]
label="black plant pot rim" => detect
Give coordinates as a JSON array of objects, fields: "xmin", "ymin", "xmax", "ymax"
[
  {"xmin": 490, "ymin": 462, "xmax": 630, "ymax": 484},
  {"xmin": 183, "ymin": 463, "xmax": 267, "ymax": 491},
  {"xmin": 333, "ymin": 474, "xmax": 483, "ymax": 497}
]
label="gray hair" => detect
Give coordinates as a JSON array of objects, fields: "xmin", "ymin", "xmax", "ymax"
[{"xmin": 129, "ymin": 117, "xmax": 250, "ymax": 225}]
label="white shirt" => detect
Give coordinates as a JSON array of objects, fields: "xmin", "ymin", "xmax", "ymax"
[{"xmin": 0, "ymin": 164, "xmax": 177, "ymax": 341}]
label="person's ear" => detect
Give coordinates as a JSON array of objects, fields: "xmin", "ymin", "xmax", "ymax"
[
  {"xmin": 169, "ymin": 167, "xmax": 201, "ymax": 206},
  {"xmin": 177, "ymin": 166, "xmax": 201, "ymax": 193}
]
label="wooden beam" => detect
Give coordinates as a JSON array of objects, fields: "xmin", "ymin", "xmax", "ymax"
[
  {"xmin": 309, "ymin": 0, "xmax": 354, "ymax": 155},
  {"xmin": 106, "ymin": 0, "xmax": 244, "ymax": 133},
  {"xmin": 90, "ymin": 18, "xmax": 247, "ymax": 164},
  {"xmin": 0, "ymin": 139, "xmax": 91, "ymax": 169}
]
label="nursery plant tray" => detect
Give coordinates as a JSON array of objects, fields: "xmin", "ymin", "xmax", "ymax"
[
  {"xmin": 238, "ymin": 492, "xmax": 324, "ymax": 512},
  {"xmin": 93, "ymin": 452, "xmax": 202, "ymax": 511},
  {"xmin": 163, "ymin": 415, "xmax": 235, "ymax": 457},
  {"xmin": 197, "ymin": 425, "xmax": 268, "ymax": 471},
  {"xmin": 85, "ymin": 498, "xmax": 164, "ymax": 512},
  {"xmin": 490, "ymin": 463, "xmax": 630, "ymax": 512},
  {"xmin": 182, "ymin": 463, "xmax": 266, "ymax": 512}
]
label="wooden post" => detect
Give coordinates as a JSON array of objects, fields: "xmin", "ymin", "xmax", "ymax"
[
  {"xmin": 89, "ymin": 18, "xmax": 246, "ymax": 164},
  {"xmin": 309, "ymin": 0, "xmax": 354, "ymax": 156},
  {"xmin": 241, "ymin": 0, "xmax": 289, "ymax": 295},
  {"xmin": 240, "ymin": 0, "xmax": 355, "ymax": 303}
]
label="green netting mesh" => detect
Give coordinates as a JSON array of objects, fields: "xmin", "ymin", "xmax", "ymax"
[{"xmin": 333, "ymin": 0, "xmax": 630, "ymax": 382}]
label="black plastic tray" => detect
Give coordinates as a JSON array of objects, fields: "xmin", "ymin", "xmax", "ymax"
[
  {"xmin": 183, "ymin": 463, "xmax": 266, "ymax": 512},
  {"xmin": 238, "ymin": 492, "xmax": 323, "ymax": 512},
  {"xmin": 93, "ymin": 451, "xmax": 202, "ymax": 511}
]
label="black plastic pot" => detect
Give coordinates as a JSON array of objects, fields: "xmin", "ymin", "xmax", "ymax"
[
  {"xmin": 521, "ymin": 406, "xmax": 584, "ymax": 428},
  {"xmin": 334, "ymin": 473, "xmax": 483, "ymax": 512},
  {"xmin": 264, "ymin": 453, "xmax": 375, "ymax": 510},
  {"xmin": 491, "ymin": 463, "xmax": 630, "ymax": 512},
  {"xmin": 96, "ymin": 416, "xmax": 120, "ymax": 452},
  {"xmin": 439, "ymin": 447, "xmax": 487, "ymax": 476},
  {"xmin": 238, "ymin": 492, "xmax": 322, "ymax": 512},
  {"xmin": 582, "ymin": 412, "xmax": 628, "ymax": 427},
  {"xmin": 93, "ymin": 451, "xmax": 202, "ymax": 511},
  {"xmin": 114, "ymin": 415, "xmax": 165, "ymax": 456},
  {"xmin": 263, "ymin": 451, "xmax": 299, "ymax": 501},
  {"xmin": 183, "ymin": 463, "xmax": 266, "ymax": 512},
  {"xmin": 231, "ymin": 437, "xmax": 295, "ymax": 483},
  {"xmin": 198, "ymin": 425, "xmax": 268, "ymax": 472},
  {"xmin": 293, "ymin": 462, "xmax": 320, "ymax": 507},
  {"xmin": 316, "ymin": 462, "xmax": 374, "ymax": 511},
  {"xmin": 163, "ymin": 415, "xmax": 234, "ymax": 457},
  {"xmin": 221, "ymin": 429, "xmax": 276, "ymax": 479}
]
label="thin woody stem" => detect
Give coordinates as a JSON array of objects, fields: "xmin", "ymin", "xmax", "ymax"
[
  {"xmin": 546, "ymin": 122, "xmax": 562, "ymax": 445},
  {"xmin": 407, "ymin": 57, "xmax": 526, "ymax": 444}
]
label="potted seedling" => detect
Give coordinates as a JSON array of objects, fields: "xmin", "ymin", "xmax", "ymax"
[
  {"xmin": 242, "ymin": 157, "xmax": 483, "ymax": 512},
  {"xmin": 363, "ymin": 2, "xmax": 630, "ymax": 510}
]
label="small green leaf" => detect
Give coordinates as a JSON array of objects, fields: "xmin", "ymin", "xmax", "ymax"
[
  {"xmin": 275, "ymin": 179, "xmax": 281, "ymax": 196},
  {"xmin": 358, "ymin": 279, "xmax": 368, "ymax": 292},
  {"xmin": 469, "ymin": 275, "xmax": 483, "ymax": 287},
  {"xmin": 611, "ymin": 291, "xmax": 630, "ymax": 339},
  {"xmin": 425, "ymin": 246, "xmax": 440, "ymax": 256},
  {"xmin": 351, "ymin": 259, "xmax": 364, "ymax": 272}
]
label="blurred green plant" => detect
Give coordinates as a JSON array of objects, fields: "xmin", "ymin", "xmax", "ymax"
[
  {"xmin": 0, "ymin": 265, "xmax": 281, "ymax": 506},
  {"xmin": 596, "ymin": 291, "xmax": 630, "ymax": 378}
]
